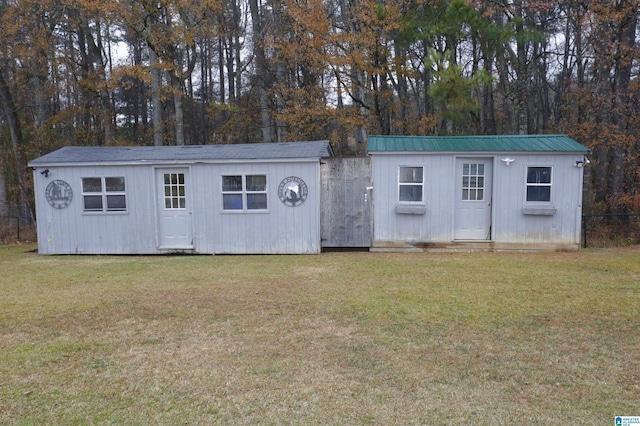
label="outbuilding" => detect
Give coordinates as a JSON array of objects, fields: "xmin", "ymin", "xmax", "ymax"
[
  {"xmin": 367, "ymin": 134, "xmax": 590, "ymax": 251},
  {"xmin": 29, "ymin": 141, "xmax": 332, "ymax": 254}
]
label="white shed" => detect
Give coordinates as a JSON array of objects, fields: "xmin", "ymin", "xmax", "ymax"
[
  {"xmin": 29, "ymin": 141, "xmax": 332, "ymax": 254},
  {"xmin": 368, "ymin": 135, "xmax": 590, "ymax": 251}
]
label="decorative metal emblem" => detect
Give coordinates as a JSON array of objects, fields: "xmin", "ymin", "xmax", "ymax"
[
  {"xmin": 45, "ymin": 179, "xmax": 73, "ymax": 209},
  {"xmin": 278, "ymin": 176, "xmax": 308, "ymax": 207}
]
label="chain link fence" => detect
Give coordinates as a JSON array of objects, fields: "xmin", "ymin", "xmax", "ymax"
[
  {"xmin": 0, "ymin": 202, "xmax": 34, "ymax": 242},
  {"xmin": 582, "ymin": 213, "xmax": 640, "ymax": 248}
]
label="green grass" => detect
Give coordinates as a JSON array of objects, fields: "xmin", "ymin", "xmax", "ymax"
[{"xmin": 1, "ymin": 244, "xmax": 639, "ymax": 424}]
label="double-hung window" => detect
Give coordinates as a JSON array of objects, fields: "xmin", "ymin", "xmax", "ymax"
[
  {"xmin": 398, "ymin": 166, "xmax": 424, "ymax": 203},
  {"xmin": 526, "ymin": 166, "xmax": 552, "ymax": 202},
  {"xmin": 82, "ymin": 177, "xmax": 126, "ymax": 212},
  {"xmin": 222, "ymin": 174, "xmax": 267, "ymax": 211}
]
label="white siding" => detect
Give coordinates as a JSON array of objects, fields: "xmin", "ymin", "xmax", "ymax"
[
  {"xmin": 34, "ymin": 165, "xmax": 157, "ymax": 254},
  {"xmin": 492, "ymin": 153, "xmax": 583, "ymax": 245},
  {"xmin": 372, "ymin": 154, "xmax": 455, "ymax": 243},
  {"xmin": 372, "ymin": 152, "xmax": 584, "ymax": 246},
  {"xmin": 33, "ymin": 160, "xmax": 322, "ymax": 254},
  {"xmin": 190, "ymin": 161, "xmax": 321, "ymax": 254}
]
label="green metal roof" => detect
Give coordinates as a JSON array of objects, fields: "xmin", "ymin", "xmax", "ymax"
[{"xmin": 367, "ymin": 134, "xmax": 590, "ymax": 153}]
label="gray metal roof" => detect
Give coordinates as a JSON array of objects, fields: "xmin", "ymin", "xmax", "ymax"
[
  {"xmin": 367, "ymin": 134, "xmax": 590, "ymax": 153},
  {"xmin": 29, "ymin": 140, "xmax": 333, "ymax": 166}
]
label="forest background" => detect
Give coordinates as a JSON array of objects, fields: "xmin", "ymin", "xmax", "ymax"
[{"xmin": 0, "ymin": 0, "xmax": 639, "ymax": 220}]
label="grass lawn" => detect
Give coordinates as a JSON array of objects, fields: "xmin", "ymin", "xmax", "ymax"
[{"xmin": 1, "ymin": 244, "xmax": 638, "ymax": 425}]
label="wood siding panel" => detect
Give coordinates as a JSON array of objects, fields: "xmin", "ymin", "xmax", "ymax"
[
  {"xmin": 200, "ymin": 161, "xmax": 321, "ymax": 254},
  {"xmin": 372, "ymin": 154, "xmax": 455, "ymax": 244},
  {"xmin": 488, "ymin": 154, "xmax": 583, "ymax": 245},
  {"xmin": 320, "ymin": 157, "xmax": 372, "ymax": 247},
  {"xmin": 33, "ymin": 165, "xmax": 157, "ymax": 254},
  {"xmin": 34, "ymin": 161, "xmax": 322, "ymax": 255},
  {"xmin": 372, "ymin": 152, "xmax": 584, "ymax": 247}
]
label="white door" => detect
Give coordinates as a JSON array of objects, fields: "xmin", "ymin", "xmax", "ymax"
[
  {"xmin": 156, "ymin": 168, "xmax": 193, "ymax": 249},
  {"xmin": 454, "ymin": 158, "xmax": 492, "ymax": 240}
]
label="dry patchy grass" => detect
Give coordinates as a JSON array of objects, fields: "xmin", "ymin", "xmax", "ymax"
[
  {"xmin": 0, "ymin": 222, "xmax": 36, "ymax": 245},
  {"xmin": 0, "ymin": 244, "xmax": 639, "ymax": 424}
]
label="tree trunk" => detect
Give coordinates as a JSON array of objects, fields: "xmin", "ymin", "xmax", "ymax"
[
  {"xmin": 0, "ymin": 155, "xmax": 6, "ymax": 218},
  {"xmin": 150, "ymin": 48, "xmax": 164, "ymax": 146},
  {"xmin": 233, "ymin": 3, "xmax": 242, "ymax": 104},
  {"xmin": 496, "ymin": 52, "xmax": 514, "ymax": 134},
  {"xmin": 232, "ymin": 0, "xmax": 242, "ymax": 104},
  {"xmin": 172, "ymin": 74, "xmax": 185, "ymax": 146},
  {"xmin": 249, "ymin": 0, "xmax": 273, "ymax": 143},
  {"xmin": 555, "ymin": 3, "xmax": 574, "ymax": 123},
  {"xmin": 217, "ymin": 36, "xmax": 225, "ymax": 104},
  {"xmin": 608, "ymin": 3, "xmax": 637, "ymax": 207},
  {"xmin": 0, "ymin": 65, "xmax": 34, "ymax": 222},
  {"xmin": 199, "ymin": 40, "xmax": 210, "ymax": 144},
  {"xmin": 352, "ymin": 67, "xmax": 367, "ymax": 154},
  {"xmin": 481, "ymin": 56, "xmax": 496, "ymax": 134},
  {"xmin": 513, "ymin": 1, "xmax": 534, "ymax": 134},
  {"xmin": 79, "ymin": 15, "xmax": 114, "ymax": 144}
]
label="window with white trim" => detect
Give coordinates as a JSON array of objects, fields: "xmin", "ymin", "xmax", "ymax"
[
  {"xmin": 82, "ymin": 177, "xmax": 126, "ymax": 212},
  {"xmin": 163, "ymin": 172, "xmax": 186, "ymax": 209},
  {"xmin": 461, "ymin": 162, "xmax": 485, "ymax": 201},
  {"xmin": 398, "ymin": 166, "xmax": 423, "ymax": 202},
  {"xmin": 222, "ymin": 174, "xmax": 267, "ymax": 211},
  {"xmin": 526, "ymin": 166, "xmax": 552, "ymax": 202}
]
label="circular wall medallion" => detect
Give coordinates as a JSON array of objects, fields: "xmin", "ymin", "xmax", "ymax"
[
  {"xmin": 45, "ymin": 179, "xmax": 73, "ymax": 209},
  {"xmin": 278, "ymin": 176, "xmax": 308, "ymax": 207}
]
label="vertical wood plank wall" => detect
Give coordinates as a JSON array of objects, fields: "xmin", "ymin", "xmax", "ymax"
[
  {"xmin": 32, "ymin": 152, "xmax": 584, "ymax": 254},
  {"xmin": 371, "ymin": 152, "xmax": 584, "ymax": 246},
  {"xmin": 33, "ymin": 160, "xmax": 323, "ymax": 254},
  {"xmin": 320, "ymin": 157, "xmax": 372, "ymax": 247}
]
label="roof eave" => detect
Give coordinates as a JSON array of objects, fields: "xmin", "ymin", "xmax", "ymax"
[
  {"xmin": 28, "ymin": 156, "xmax": 325, "ymax": 168},
  {"xmin": 368, "ymin": 149, "xmax": 590, "ymax": 155}
]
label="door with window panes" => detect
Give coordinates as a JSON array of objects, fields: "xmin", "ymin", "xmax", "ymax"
[
  {"xmin": 454, "ymin": 158, "xmax": 493, "ymax": 240},
  {"xmin": 156, "ymin": 168, "xmax": 193, "ymax": 249}
]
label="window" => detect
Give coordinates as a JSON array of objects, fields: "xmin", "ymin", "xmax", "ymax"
[
  {"xmin": 222, "ymin": 174, "xmax": 267, "ymax": 211},
  {"xmin": 163, "ymin": 173, "xmax": 186, "ymax": 209},
  {"xmin": 461, "ymin": 163, "xmax": 485, "ymax": 201},
  {"xmin": 526, "ymin": 166, "xmax": 552, "ymax": 202},
  {"xmin": 398, "ymin": 166, "xmax": 423, "ymax": 202},
  {"xmin": 82, "ymin": 177, "xmax": 126, "ymax": 212}
]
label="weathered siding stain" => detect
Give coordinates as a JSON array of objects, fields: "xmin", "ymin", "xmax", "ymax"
[
  {"xmin": 33, "ymin": 160, "xmax": 324, "ymax": 255},
  {"xmin": 371, "ymin": 152, "xmax": 584, "ymax": 249},
  {"xmin": 320, "ymin": 157, "xmax": 372, "ymax": 247}
]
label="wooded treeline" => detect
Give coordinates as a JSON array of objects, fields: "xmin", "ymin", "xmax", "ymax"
[{"xmin": 0, "ymin": 0, "xmax": 639, "ymax": 219}]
